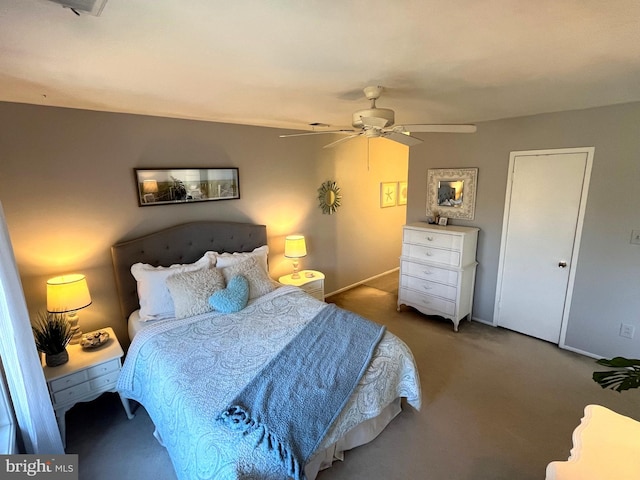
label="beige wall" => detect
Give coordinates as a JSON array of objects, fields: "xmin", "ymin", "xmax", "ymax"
[
  {"xmin": 0, "ymin": 102, "xmax": 407, "ymax": 347},
  {"xmin": 406, "ymin": 101, "xmax": 640, "ymax": 359}
]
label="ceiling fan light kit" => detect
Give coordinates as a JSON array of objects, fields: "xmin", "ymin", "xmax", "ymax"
[
  {"xmin": 47, "ymin": 0, "xmax": 109, "ymax": 16},
  {"xmin": 281, "ymin": 86, "xmax": 476, "ymax": 148}
]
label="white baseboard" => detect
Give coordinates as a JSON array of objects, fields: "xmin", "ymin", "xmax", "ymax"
[
  {"xmin": 472, "ymin": 316, "xmax": 600, "ymax": 359},
  {"xmin": 471, "ymin": 316, "xmax": 493, "ymax": 326},
  {"xmin": 325, "ymin": 268, "xmax": 399, "ymax": 298}
]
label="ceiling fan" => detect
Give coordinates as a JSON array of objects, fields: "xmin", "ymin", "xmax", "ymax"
[{"xmin": 280, "ymin": 86, "xmax": 476, "ymax": 148}]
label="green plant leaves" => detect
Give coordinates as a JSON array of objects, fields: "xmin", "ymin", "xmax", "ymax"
[
  {"xmin": 31, "ymin": 311, "xmax": 72, "ymax": 355},
  {"xmin": 593, "ymin": 357, "xmax": 640, "ymax": 392}
]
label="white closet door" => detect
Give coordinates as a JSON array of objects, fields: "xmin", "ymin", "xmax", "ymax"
[{"xmin": 494, "ymin": 148, "xmax": 592, "ymax": 343}]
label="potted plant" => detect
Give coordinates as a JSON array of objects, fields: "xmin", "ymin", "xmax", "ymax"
[
  {"xmin": 593, "ymin": 357, "xmax": 640, "ymax": 392},
  {"xmin": 32, "ymin": 311, "xmax": 72, "ymax": 367}
]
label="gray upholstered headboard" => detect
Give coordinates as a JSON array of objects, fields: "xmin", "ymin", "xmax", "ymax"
[{"xmin": 111, "ymin": 221, "xmax": 268, "ymax": 321}]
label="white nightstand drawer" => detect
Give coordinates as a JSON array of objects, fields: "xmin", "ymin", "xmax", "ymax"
[
  {"xmin": 49, "ymin": 370, "xmax": 88, "ymax": 393},
  {"xmin": 87, "ymin": 359, "xmax": 120, "ymax": 379},
  {"xmin": 403, "ymin": 244, "xmax": 461, "ymax": 267},
  {"xmin": 89, "ymin": 371, "xmax": 119, "ymax": 391},
  {"xmin": 401, "ymin": 260, "xmax": 459, "ymax": 285},
  {"xmin": 401, "ymin": 288, "xmax": 456, "ymax": 316},
  {"xmin": 401, "ymin": 275, "xmax": 458, "ymax": 301},
  {"xmin": 404, "ymin": 228, "xmax": 462, "ymax": 250},
  {"xmin": 52, "ymin": 382, "xmax": 91, "ymax": 405}
]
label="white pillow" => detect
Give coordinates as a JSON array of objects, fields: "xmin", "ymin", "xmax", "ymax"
[
  {"xmin": 130, "ymin": 254, "xmax": 213, "ymax": 321},
  {"xmin": 213, "ymin": 245, "xmax": 269, "ymax": 273},
  {"xmin": 221, "ymin": 256, "xmax": 275, "ymax": 300},
  {"xmin": 166, "ymin": 267, "xmax": 225, "ymax": 319}
]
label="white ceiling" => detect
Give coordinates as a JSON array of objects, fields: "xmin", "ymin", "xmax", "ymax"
[{"xmin": 1, "ymin": 0, "xmax": 640, "ymax": 132}]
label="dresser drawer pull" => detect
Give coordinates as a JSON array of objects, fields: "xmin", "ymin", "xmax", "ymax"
[
  {"xmin": 422, "ymin": 269, "xmax": 433, "ymax": 275},
  {"xmin": 426, "ymin": 236, "xmax": 434, "ymax": 241},
  {"xmin": 421, "ymin": 285, "xmax": 433, "ymax": 291},
  {"xmin": 424, "ymin": 251, "xmax": 434, "ymax": 256}
]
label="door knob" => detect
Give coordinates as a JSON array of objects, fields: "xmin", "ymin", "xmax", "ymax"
[{"xmin": 558, "ymin": 261, "xmax": 567, "ymax": 268}]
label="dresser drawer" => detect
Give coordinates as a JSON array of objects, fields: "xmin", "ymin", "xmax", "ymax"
[
  {"xmin": 49, "ymin": 370, "xmax": 88, "ymax": 393},
  {"xmin": 401, "ymin": 260, "xmax": 459, "ymax": 285},
  {"xmin": 304, "ymin": 287, "xmax": 324, "ymax": 301},
  {"xmin": 52, "ymin": 381, "xmax": 91, "ymax": 405},
  {"xmin": 87, "ymin": 359, "xmax": 120, "ymax": 379},
  {"xmin": 401, "ymin": 275, "xmax": 457, "ymax": 301},
  {"xmin": 404, "ymin": 228, "xmax": 462, "ymax": 250},
  {"xmin": 403, "ymin": 244, "xmax": 461, "ymax": 267},
  {"xmin": 400, "ymin": 288, "xmax": 456, "ymax": 316},
  {"xmin": 89, "ymin": 370, "xmax": 120, "ymax": 391}
]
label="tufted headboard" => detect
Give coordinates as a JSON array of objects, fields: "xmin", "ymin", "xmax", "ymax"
[{"xmin": 111, "ymin": 221, "xmax": 268, "ymax": 321}]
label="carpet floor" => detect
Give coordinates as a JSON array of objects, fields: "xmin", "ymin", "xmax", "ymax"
[{"xmin": 65, "ymin": 272, "xmax": 639, "ymax": 479}]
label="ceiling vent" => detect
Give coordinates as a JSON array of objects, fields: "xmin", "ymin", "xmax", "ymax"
[{"xmin": 47, "ymin": 0, "xmax": 109, "ymax": 16}]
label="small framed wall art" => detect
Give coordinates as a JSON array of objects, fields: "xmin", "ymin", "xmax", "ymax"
[
  {"xmin": 134, "ymin": 168, "xmax": 240, "ymax": 207},
  {"xmin": 380, "ymin": 182, "xmax": 397, "ymax": 208},
  {"xmin": 398, "ymin": 181, "xmax": 408, "ymax": 206}
]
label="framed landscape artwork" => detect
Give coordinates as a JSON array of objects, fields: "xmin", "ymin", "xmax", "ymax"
[{"xmin": 134, "ymin": 168, "xmax": 240, "ymax": 207}]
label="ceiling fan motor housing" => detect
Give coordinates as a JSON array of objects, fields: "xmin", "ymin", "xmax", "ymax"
[{"xmin": 352, "ymin": 108, "xmax": 395, "ymax": 129}]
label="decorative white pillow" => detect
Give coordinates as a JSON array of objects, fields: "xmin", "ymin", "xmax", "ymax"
[
  {"xmin": 166, "ymin": 267, "xmax": 226, "ymax": 319},
  {"xmin": 221, "ymin": 256, "xmax": 275, "ymax": 300},
  {"xmin": 213, "ymin": 245, "xmax": 269, "ymax": 273},
  {"xmin": 130, "ymin": 254, "xmax": 213, "ymax": 321}
]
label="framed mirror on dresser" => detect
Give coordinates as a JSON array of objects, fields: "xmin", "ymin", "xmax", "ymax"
[{"xmin": 426, "ymin": 168, "xmax": 478, "ymax": 221}]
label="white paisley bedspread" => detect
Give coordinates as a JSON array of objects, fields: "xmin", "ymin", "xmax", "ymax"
[{"xmin": 117, "ymin": 286, "xmax": 421, "ymax": 480}]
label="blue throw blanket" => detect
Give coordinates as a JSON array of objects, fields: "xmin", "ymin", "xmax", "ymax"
[{"xmin": 218, "ymin": 303, "xmax": 386, "ymax": 480}]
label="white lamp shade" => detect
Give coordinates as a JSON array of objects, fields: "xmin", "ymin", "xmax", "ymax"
[
  {"xmin": 284, "ymin": 235, "xmax": 307, "ymax": 258},
  {"xmin": 46, "ymin": 274, "xmax": 92, "ymax": 313}
]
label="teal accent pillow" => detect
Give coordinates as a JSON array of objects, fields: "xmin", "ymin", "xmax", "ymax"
[{"xmin": 208, "ymin": 275, "xmax": 249, "ymax": 313}]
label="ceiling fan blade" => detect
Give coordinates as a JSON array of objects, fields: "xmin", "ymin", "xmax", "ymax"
[
  {"xmin": 323, "ymin": 134, "xmax": 362, "ymax": 149},
  {"xmin": 360, "ymin": 116, "xmax": 390, "ymax": 128},
  {"xmin": 396, "ymin": 124, "xmax": 477, "ymax": 133},
  {"xmin": 280, "ymin": 129, "xmax": 355, "ymax": 138},
  {"xmin": 383, "ymin": 131, "xmax": 423, "ymax": 147}
]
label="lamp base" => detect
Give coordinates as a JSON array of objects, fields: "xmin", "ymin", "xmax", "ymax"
[
  {"xmin": 67, "ymin": 312, "xmax": 82, "ymax": 345},
  {"xmin": 291, "ymin": 259, "xmax": 301, "ymax": 279}
]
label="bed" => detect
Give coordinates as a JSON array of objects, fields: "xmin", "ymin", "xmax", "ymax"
[{"xmin": 112, "ymin": 221, "xmax": 421, "ymax": 480}]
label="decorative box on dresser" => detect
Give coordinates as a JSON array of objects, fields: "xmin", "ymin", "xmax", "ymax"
[{"xmin": 398, "ymin": 222, "xmax": 479, "ymax": 331}]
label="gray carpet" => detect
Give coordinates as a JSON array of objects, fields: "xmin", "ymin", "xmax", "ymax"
[{"xmin": 65, "ymin": 273, "xmax": 639, "ymax": 479}]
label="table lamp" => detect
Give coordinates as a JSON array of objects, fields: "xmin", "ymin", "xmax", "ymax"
[
  {"xmin": 47, "ymin": 274, "xmax": 92, "ymax": 345},
  {"xmin": 284, "ymin": 235, "xmax": 307, "ymax": 279}
]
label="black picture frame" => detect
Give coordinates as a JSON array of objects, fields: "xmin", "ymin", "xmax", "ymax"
[{"xmin": 134, "ymin": 168, "xmax": 240, "ymax": 206}]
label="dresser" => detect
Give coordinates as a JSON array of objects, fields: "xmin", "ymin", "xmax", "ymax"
[
  {"xmin": 42, "ymin": 327, "xmax": 134, "ymax": 447},
  {"xmin": 398, "ymin": 222, "xmax": 479, "ymax": 331},
  {"xmin": 278, "ymin": 270, "xmax": 325, "ymax": 301}
]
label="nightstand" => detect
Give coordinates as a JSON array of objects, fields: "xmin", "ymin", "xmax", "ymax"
[
  {"xmin": 42, "ymin": 327, "xmax": 134, "ymax": 447},
  {"xmin": 279, "ymin": 270, "xmax": 325, "ymax": 301}
]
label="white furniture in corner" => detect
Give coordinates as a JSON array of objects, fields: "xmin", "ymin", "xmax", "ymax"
[
  {"xmin": 398, "ymin": 222, "xmax": 479, "ymax": 331},
  {"xmin": 279, "ymin": 270, "xmax": 325, "ymax": 301},
  {"xmin": 42, "ymin": 327, "xmax": 134, "ymax": 447},
  {"xmin": 546, "ymin": 404, "xmax": 640, "ymax": 480}
]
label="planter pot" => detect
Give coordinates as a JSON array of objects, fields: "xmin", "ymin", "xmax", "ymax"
[{"xmin": 45, "ymin": 349, "xmax": 69, "ymax": 367}]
